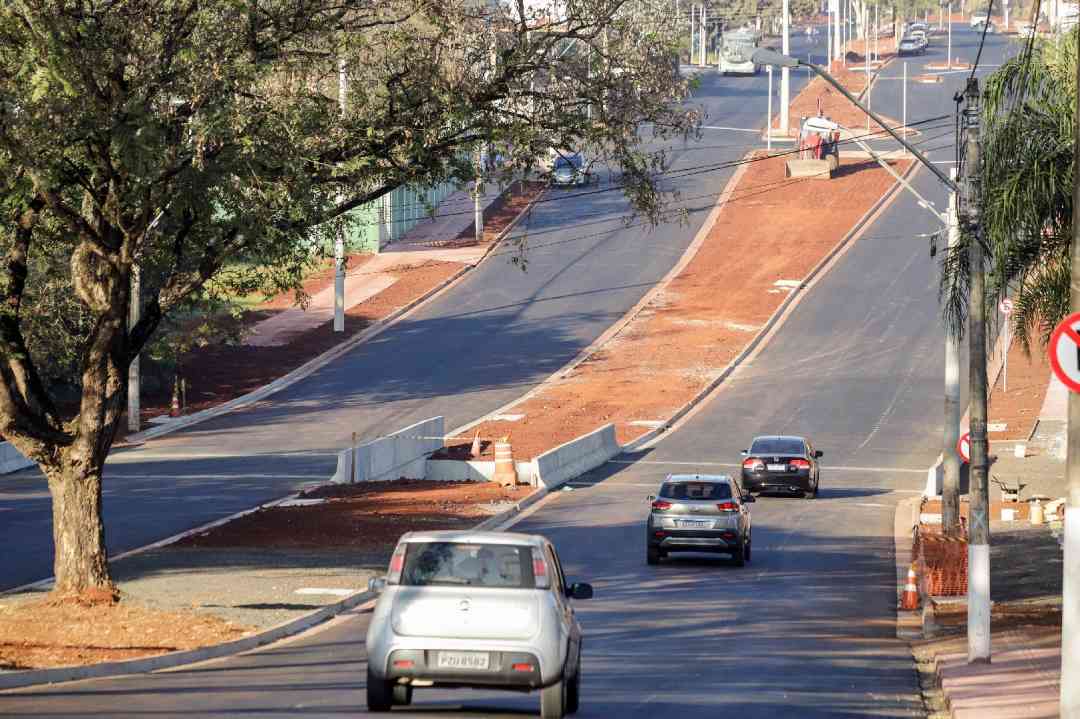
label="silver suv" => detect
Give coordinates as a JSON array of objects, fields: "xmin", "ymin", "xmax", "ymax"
[
  {"xmin": 645, "ymin": 474, "xmax": 754, "ymax": 566},
  {"xmin": 365, "ymin": 530, "xmax": 593, "ymax": 718}
]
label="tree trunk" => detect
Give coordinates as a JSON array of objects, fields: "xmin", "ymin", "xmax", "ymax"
[{"xmin": 46, "ymin": 463, "xmax": 115, "ymax": 599}]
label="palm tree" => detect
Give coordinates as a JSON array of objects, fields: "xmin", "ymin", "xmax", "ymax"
[{"xmin": 941, "ymin": 27, "xmax": 1076, "ymax": 350}]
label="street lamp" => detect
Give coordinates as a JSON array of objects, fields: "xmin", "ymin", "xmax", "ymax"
[{"xmin": 749, "ymin": 47, "xmax": 958, "ymax": 191}]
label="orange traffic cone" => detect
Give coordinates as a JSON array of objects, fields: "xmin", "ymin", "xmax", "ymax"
[
  {"xmin": 493, "ymin": 436, "xmax": 518, "ymax": 487},
  {"xmin": 470, "ymin": 431, "xmax": 482, "ymax": 459},
  {"xmin": 169, "ymin": 376, "xmax": 181, "ymax": 417},
  {"xmin": 900, "ymin": 563, "xmax": 920, "ymax": 610}
]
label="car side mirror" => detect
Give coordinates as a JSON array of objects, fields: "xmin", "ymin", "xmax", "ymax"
[
  {"xmin": 740, "ymin": 449, "xmax": 748, "ymax": 455},
  {"xmin": 646, "ymin": 494, "xmax": 656, "ymax": 501},
  {"xmin": 567, "ymin": 583, "xmax": 594, "ymax": 600},
  {"xmin": 815, "ymin": 450, "xmax": 824, "ymax": 458},
  {"xmin": 742, "ymin": 494, "xmax": 756, "ymax": 503},
  {"xmin": 368, "ymin": 576, "xmax": 387, "ymax": 594}
]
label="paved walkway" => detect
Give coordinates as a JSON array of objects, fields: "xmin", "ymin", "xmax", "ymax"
[
  {"xmin": 245, "ymin": 183, "xmax": 503, "ymax": 347},
  {"xmin": 937, "ymin": 628, "xmax": 1061, "ymax": 718}
]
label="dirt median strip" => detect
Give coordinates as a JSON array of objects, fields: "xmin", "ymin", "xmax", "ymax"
[{"xmin": 456, "ymin": 152, "xmax": 912, "ymax": 460}]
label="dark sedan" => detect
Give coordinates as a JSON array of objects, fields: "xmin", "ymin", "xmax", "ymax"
[{"xmin": 740, "ymin": 435, "xmax": 822, "ymax": 498}]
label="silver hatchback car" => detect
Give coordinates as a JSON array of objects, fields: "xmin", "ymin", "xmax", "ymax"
[
  {"xmin": 645, "ymin": 474, "xmax": 754, "ymax": 566},
  {"xmin": 365, "ymin": 530, "xmax": 593, "ymax": 718}
]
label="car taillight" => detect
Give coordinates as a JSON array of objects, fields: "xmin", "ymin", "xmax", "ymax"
[
  {"xmin": 387, "ymin": 544, "xmax": 406, "ymax": 584},
  {"xmin": 717, "ymin": 501, "xmax": 738, "ymax": 512},
  {"xmin": 651, "ymin": 500, "xmax": 672, "ymax": 510},
  {"xmin": 512, "ymin": 663, "xmax": 534, "ymax": 672},
  {"xmin": 532, "ymin": 551, "xmax": 551, "ymax": 589},
  {"xmin": 393, "ymin": 659, "xmax": 414, "ymax": 669},
  {"xmin": 742, "ymin": 457, "xmax": 764, "ymax": 471},
  {"xmin": 790, "ymin": 458, "xmax": 811, "ymax": 469}
]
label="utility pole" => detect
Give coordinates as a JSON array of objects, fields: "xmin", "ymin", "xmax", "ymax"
[
  {"xmin": 828, "ymin": 0, "xmax": 833, "ymax": 66},
  {"xmin": 127, "ymin": 266, "xmax": 140, "ymax": 433},
  {"xmin": 835, "ymin": 0, "xmax": 842, "ymax": 63},
  {"xmin": 960, "ymin": 76, "xmax": 991, "ymax": 664},
  {"xmin": 474, "ymin": 148, "xmax": 484, "ymax": 244},
  {"xmin": 700, "ymin": 4, "xmax": 707, "ymax": 66},
  {"xmin": 948, "ymin": 2, "xmax": 954, "ymax": 69},
  {"xmin": 943, "ymin": 182, "xmax": 962, "ymax": 536},
  {"xmin": 781, "ymin": 0, "xmax": 790, "ymax": 132},
  {"xmin": 1060, "ymin": 25, "xmax": 1080, "ymax": 716},
  {"xmin": 334, "ymin": 58, "xmax": 347, "ymax": 333}
]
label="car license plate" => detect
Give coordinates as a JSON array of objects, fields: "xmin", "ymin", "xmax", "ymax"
[
  {"xmin": 676, "ymin": 519, "xmax": 711, "ymax": 528},
  {"xmin": 767, "ymin": 463, "xmax": 787, "ymax": 472},
  {"xmin": 437, "ymin": 651, "xmax": 489, "ymax": 670}
]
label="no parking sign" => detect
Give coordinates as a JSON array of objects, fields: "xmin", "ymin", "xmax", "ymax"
[
  {"xmin": 957, "ymin": 432, "xmax": 970, "ymax": 464},
  {"xmin": 1049, "ymin": 312, "xmax": 1080, "ymax": 394}
]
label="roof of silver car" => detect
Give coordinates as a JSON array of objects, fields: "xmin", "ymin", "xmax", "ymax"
[
  {"xmin": 664, "ymin": 473, "xmax": 733, "ymax": 483},
  {"xmin": 397, "ymin": 530, "xmax": 547, "ymax": 547}
]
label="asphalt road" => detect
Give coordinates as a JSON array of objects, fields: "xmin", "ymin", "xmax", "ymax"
[
  {"xmin": 0, "ymin": 36, "xmax": 826, "ymax": 591},
  {"xmin": 0, "ymin": 26, "xmax": 1017, "ymax": 718}
]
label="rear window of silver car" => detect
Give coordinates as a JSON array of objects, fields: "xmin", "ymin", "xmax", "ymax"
[
  {"xmin": 659, "ymin": 481, "xmax": 732, "ymax": 500},
  {"xmin": 750, "ymin": 438, "xmax": 806, "ymax": 455},
  {"xmin": 400, "ymin": 542, "xmax": 537, "ymax": 588}
]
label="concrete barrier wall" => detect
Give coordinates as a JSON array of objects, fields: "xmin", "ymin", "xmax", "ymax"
[
  {"xmin": 332, "ymin": 417, "xmax": 445, "ymax": 484},
  {"xmin": 426, "ymin": 459, "xmax": 536, "ymax": 485},
  {"xmin": 534, "ymin": 423, "xmax": 619, "ymax": 491},
  {"xmin": 0, "ymin": 441, "xmax": 34, "ymax": 475}
]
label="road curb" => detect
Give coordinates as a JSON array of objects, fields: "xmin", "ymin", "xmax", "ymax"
[
  {"xmin": 449, "ymin": 155, "xmax": 755, "ymax": 441},
  {"xmin": 0, "ymin": 588, "xmax": 375, "ymax": 691},
  {"xmin": 125, "ymin": 184, "xmax": 547, "ymax": 447},
  {"xmin": 895, "ymin": 495, "xmax": 923, "ymax": 640},
  {"xmin": 625, "ymin": 154, "xmax": 922, "ymax": 452}
]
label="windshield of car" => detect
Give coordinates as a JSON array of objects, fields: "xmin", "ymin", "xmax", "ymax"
[
  {"xmin": 400, "ymin": 542, "xmax": 536, "ymax": 588},
  {"xmin": 749, "ymin": 438, "xmax": 806, "ymax": 456},
  {"xmin": 659, "ymin": 481, "xmax": 733, "ymax": 500},
  {"xmin": 553, "ymin": 155, "xmax": 581, "ymax": 170}
]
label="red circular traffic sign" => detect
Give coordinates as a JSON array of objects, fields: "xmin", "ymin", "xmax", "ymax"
[
  {"xmin": 957, "ymin": 432, "xmax": 970, "ymax": 463},
  {"xmin": 1049, "ymin": 312, "xmax": 1080, "ymax": 394}
]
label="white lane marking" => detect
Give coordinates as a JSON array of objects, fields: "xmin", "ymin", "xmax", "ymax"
[
  {"xmin": 700, "ymin": 125, "xmax": 761, "ymax": 133},
  {"xmin": 566, "ymin": 482, "xmax": 659, "ymax": 488},
  {"xmin": 852, "ymin": 503, "xmax": 891, "ymax": 508},
  {"xmin": 606, "ymin": 459, "xmax": 925, "ymax": 474}
]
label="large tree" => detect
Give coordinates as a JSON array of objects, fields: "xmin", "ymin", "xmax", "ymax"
[{"xmin": 0, "ymin": 0, "xmax": 695, "ymax": 598}]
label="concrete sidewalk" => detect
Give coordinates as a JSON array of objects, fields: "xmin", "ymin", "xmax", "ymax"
[{"xmin": 245, "ymin": 183, "xmax": 504, "ymax": 347}]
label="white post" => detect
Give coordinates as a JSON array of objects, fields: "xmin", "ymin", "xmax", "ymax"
[
  {"xmin": 828, "ymin": 3, "xmax": 833, "ymax": 66},
  {"xmin": 943, "ymin": 187, "xmax": 962, "ymax": 533},
  {"xmin": 700, "ymin": 4, "xmax": 707, "ymax": 65},
  {"xmin": 947, "ymin": 3, "xmax": 953, "ymax": 69},
  {"xmin": 902, "ymin": 61, "xmax": 908, "ymax": 156},
  {"xmin": 127, "ymin": 265, "xmax": 140, "ymax": 433},
  {"xmin": 1004, "ymin": 0, "xmax": 1009, "ymax": 30},
  {"xmin": 474, "ymin": 149, "xmax": 484, "ymax": 244},
  {"xmin": 865, "ymin": 10, "xmax": 870, "ymax": 133},
  {"xmin": 767, "ymin": 66, "xmax": 773, "ymax": 151},
  {"xmin": 835, "ymin": 0, "xmax": 842, "ymax": 63},
  {"xmin": 689, "ymin": 5, "xmax": 695, "ymax": 65},
  {"xmin": 875, "ymin": 2, "xmax": 879, "ymax": 61},
  {"xmin": 781, "ymin": 0, "xmax": 790, "ymax": 133}
]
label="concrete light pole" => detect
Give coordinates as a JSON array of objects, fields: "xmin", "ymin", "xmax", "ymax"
[
  {"xmin": 960, "ymin": 76, "xmax": 991, "ymax": 665},
  {"xmin": 943, "ymin": 184, "xmax": 962, "ymax": 536},
  {"xmin": 127, "ymin": 266, "xmax": 140, "ymax": 433},
  {"xmin": 781, "ymin": 0, "xmax": 790, "ymax": 132},
  {"xmin": 334, "ymin": 58, "xmax": 347, "ymax": 333},
  {"xmin": 1060, "ymin": 28, "xmax": 1080, "ymax": 716}
]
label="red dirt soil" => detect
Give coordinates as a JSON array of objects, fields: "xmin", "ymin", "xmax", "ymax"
[
  {"xmin": 0, "ymin": 599, "xmax": 251, "ymax": 670},
  {"xmin": 175, "ymin": 480, "xmax": 533, "ymax": 550},
  {"xmin": 459, "ymin": 154, "xmax": 911, "ymax": 460},
  {"xmin": 986, "ymin": 334, "xmax": 1053, "ymax": 442}
]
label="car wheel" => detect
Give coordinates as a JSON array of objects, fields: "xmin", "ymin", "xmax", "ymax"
[
  {"xmin": 732, "ymin": 540, "xmax": 746, "ymax": 567},
  {"xmin": 646, "ymin": 546, "xmax": 661, "ymax": 565},
  {"xmin": 366, "ymin": 667, "xmax": 394, "ymax": 712},
  {"xmin": 566, "ymin": 658, "xmax": 581, "ymax": 714},
  {"xmin": 541, "ymin": 677, "xmax": 567, "ymax": 719},
  {"xmin": 392, "ymin": 683, "xmax": 413, "ymax": 706},
  {"xmin": 744, "ymin": 537, "xmax": 752, "ymax": 562}
]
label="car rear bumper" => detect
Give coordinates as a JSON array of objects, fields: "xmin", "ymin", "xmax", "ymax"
[
  {"xmin": 742, "ymin": 470, "xmax": 812, "ymax": 493},
  {"xmin": 383, "ymin": 648, "xmax": 556, "ymax": 690},
  {"xmin": 649, "ymin": 530, "xmax": 740, "ymax": 552}
]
